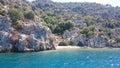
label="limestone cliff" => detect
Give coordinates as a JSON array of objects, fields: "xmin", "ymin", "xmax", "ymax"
[
  {"xmin": 0, "ymin": 16, "xmax": 55, "ymax": 52},
  {"xmin": 62, "ymin": 28, "xmax": 120, "ymax": 48}
]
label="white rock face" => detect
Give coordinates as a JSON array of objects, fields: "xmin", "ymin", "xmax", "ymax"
[
  {"xmin": 63, "ymin": 27, "xmax": 80, "ymax": 39},
  {"xmin": 0, "ymin": 31, "xmax": 12, "ymax": 52},
  {"xmin": 0, "ymin": 16, "xmax": 55, "ymax": 52},
  {"xmin": 88, "ymin": 36, "xmax": 108, "ymax": 48},
  {"xmin": 72, "ymin": 35, "xmax": 110, "ymax": 48},
  {"xmin": 73, "ymin": 35, "xmax": 87, "ymax": 46}
]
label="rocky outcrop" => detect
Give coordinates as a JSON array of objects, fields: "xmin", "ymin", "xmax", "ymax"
[
  {"xmin": 0, "ymin": 17, "xmax": 13, "ymax": 52},
  {"xmin": 88, "ymin": 36, "xmax": 108, "ymax": 48},
  {"xmin": 69, "ymin": 34, "xmax": 119, "ymax": 48},
  {"xmin": 62, "ymin": 24, "xmax": 120, "ymax": 48},
  {"xmin": 0, "ymin": 16, "xmax": 55, "ymax": 52},
  {"xmin": 62, "ymin": 27, "xmax": 80, "ymax": 39},
  {"xmin": 111, "ymin": 29, "xmax": 120, "ymax": 39},
  {"xmin": 72, "ymin": 34, "xmax": 87, "ymax": 46},
  {"xmin": 0, "ymin": 31, "xmax": 12, "ymax": 52},
  {"xmin": 110, "ymin": 41, "xmax": 120, "ymax": 48}
]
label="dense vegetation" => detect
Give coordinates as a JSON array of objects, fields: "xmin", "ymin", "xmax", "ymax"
[
  {"xmin": 24, "ymin": 11, "xmax": 35, "ymax": 20},
  {"xmin": 80, "ymin": 26, "xmax": 95, "ymax": 37},
  {"xmin": 0, "ymin": 0, "xmax": 120, "ymax": 47},
  {"xmin": 8, "ymin": 9, "xmax": 24, "ymax": 22},
  {"xmin": 32, "ymin": 0, "xmax": 120, "ymax": 36},
  {"xmin": 54, "ymin": 20, "xmax": 74, "ymax": 34}
]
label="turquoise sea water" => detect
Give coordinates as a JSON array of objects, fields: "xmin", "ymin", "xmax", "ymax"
[{"xmin": 0, "ymin": 49, "xmax": 120, "ymax": 68}]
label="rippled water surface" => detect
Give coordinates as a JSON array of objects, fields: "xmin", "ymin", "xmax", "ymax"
[{"xmin": 0, "ymin": 49, "xmax": 120, "ymax": 68}]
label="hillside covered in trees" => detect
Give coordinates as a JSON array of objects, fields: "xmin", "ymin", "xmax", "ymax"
[
  {"xmin": 33, "ymin": 0, "xmax": 120, "ymax": 47},
  {"xmin": 0, "ymin": 0, "xmax": 120, "ymax": 52}
]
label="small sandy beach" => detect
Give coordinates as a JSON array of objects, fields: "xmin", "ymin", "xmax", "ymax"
[
  {"xmin": 56, "ymin": 46, "xmax": 81, "ymax": 49},
  {"xmin": 56, "ymin": 46, "xmax": 120, "ymax": 50}
]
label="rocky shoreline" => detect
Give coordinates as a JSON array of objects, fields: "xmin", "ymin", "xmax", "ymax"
[{"xmin": 0, "ymin": 16, "xmax": 120, "ymax": 53}]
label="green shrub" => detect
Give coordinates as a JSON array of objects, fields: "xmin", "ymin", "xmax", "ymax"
[
  {"xmin": 41, "ymin": 15, "xmax": 57, "ymax": 24},
  {"xmin": 69, "ymin": 40, "xmax": 74, "ymax": 46},
  {"xmin": 65, "ymin": 20, "xmax": 74, "ymax": 29},
  {"xmin": 80, "ymin": 26, "xmax": 95, "ymax": 37},
  {"xmin": 0, "ymin": 10, "xmax": 7, "ymax": 16},
  {"xmin": 77, "ymin": 41, "xmax": 84, "ymax": 46},
  {"xmin": 99, "ymin": 28, "xmax": 112, "ymax": 36},
  {"xmin": 54, "ymin": 23, "xmax": 65, "ymax": 34},
  {"xmin": 11, "ymin": 20, "xmax": 23, "ymax": 30},
  {"xmin": 88, "ymin": 25, "xmax": 95, "ymax": 31},
  {"xmin": 104, "ymin": 22, "xmax": 116, "ymax": 28},
  {"xmin": 0, "ymin": 3, "xmax": 7, "ymax": 16},
  {"xmin": 84, "ymin": 16, "xmax": 96, "ymax": 26},
  {"xmin": 15, "ymin": 21, "xmax": 23, "ymax": 30},
  {"xmin": 115, "ymin": 38, "xmax": 120, "ymax": 42},
  {"xmin": 54, "ymin": 20, "xmax": 74, "ymax": 34},
  {"xmin": 81, "ymin": 27, "xmax": 89, "ymax": 35},
  {"xmin": 8, "ymin": 9, "xmax": 24, "ymax": 22},
  {"xmin": 49, "ymin": 36, "xmax": 56, "ymax": 42},
  {"xmin": 46, "ymin": 24, "xmax": 55, "ymax": 32},
  {"xmin": 59, "ymin": 41, "xmax": 68, "ymax": 46},
  {"xmin": 0, "ymin": 3, "xmax": 2, "ymax": 10},
  {"xmin": 24, "ymin": 11, "xmax": 35, "ymax": 20}
]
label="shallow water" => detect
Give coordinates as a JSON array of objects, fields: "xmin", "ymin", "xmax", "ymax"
[{"xmin": 0, "ymin": 49, "xmax": 120, "ymax": 68}]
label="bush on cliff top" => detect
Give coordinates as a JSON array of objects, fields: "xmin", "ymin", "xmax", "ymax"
[
  {"xmin": 15, "ymin": 20, "xmax": 23, "ymax": 30},
  {"xmin": 24, "ymin": 11, "xmax": 35, "ymax": 20},
  {"xmin": 8, "ymin": 9, "xmax": 24, "ymax": 22},
  {"xmin": 80, "ymin": 26, "xmax": 95, "ymax": 37},
  {"xmin": 54, "ymin": 20, "xmax": 74, "ymax": 34}
]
